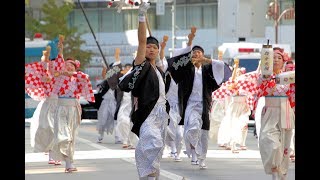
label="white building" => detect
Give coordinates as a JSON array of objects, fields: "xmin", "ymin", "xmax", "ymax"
[{"xmin": 26, "ymin": 0, "xmax": 295, "ymax": 87}]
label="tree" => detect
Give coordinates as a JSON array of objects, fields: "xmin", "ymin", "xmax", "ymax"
[{"xmin": 25, "ymin": 0, "xmax": 93, "ymax": 70}]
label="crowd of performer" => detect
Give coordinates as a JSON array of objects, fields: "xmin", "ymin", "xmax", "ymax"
[{"xmin": 25, "ymin": 2, "xmax": 295, "ymax": 180}]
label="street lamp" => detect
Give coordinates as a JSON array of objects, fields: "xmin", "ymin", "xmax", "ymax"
[{"xmin": 266, "ymin": 0, "xmax": 295, "ymax": 44}]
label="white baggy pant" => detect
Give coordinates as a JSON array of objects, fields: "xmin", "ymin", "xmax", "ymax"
[{"xmin": 259, "ymin": 96, "xmax": 295, "ymax": 175}]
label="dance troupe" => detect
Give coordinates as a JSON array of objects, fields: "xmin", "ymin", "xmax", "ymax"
[{"xmin": 25, "ymin": 2, "xmax": 295, "ymax": 180}]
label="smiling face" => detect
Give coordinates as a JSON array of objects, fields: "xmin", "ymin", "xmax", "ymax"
[
  {"xmin": 273, "ymin": 52, "xmax": 285, "ymax": 73},
  {"xmin": 66, "ymin": 62, "xmax": 76, "ymax": 72}
]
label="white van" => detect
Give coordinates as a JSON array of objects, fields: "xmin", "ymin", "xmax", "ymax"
[{"xmin": 218, "ymin": 42, "xmax": 292, "ymax": 72}]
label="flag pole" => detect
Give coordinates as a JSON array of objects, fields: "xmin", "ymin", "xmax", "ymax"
[{"xmin": 77, "ymin": 0, "xmax": 109, "ymax": 69}]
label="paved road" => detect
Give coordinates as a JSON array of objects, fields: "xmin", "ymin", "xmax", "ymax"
[{"xmin": 25, "ymin": 119, "xmax": 295, "ymax": 180}]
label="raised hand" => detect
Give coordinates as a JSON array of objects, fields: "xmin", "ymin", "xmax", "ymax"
[
  {"xmin": 58, "ymin": 34, "xmax": 65, "ymax": 55},
  {"xmin": 160, "ymin": 35, "xmax": 168, "ymax": 50},
  {"xmin": 187, "ymin": 26, "xmax": 196, "ymax": 46},
  {"xmin": 138, "ymin": 2, "xmax": 150, "ymax": 15},
  {"xmin": 114, "ymin": 48, "xmax": 121, "ymax": 62}
]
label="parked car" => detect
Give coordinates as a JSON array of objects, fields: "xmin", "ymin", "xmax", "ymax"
[{"xmin": 80, "ymin": 90, "xmax": 98, "ymax": 119}]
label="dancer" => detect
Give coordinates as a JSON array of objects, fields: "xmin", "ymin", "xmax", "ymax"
[
  {"xmin": 253, "ymin": 47, "xmax": 295, "ymax": 180},
  {"xmin": 158, "ymin": 35, "xmax": 184, "ymax": 162},
  {"xmin": 97, "ymin": 48, "xmax": 123, "ymax": 143},
  {"xmin": 167, "ymin": 30, "xmax": 232, "ymax": 169},
  {"xmin": 214, "ymin": 61, "xmax": 251, "ymax": 153},
  {"xmin": 50, "ymin": 57, "xmax": 95, "ymax": 173},
  {"xmin": 118, "ymin": 2, "xmax": 172, "ymax": 179},
  {"xmin": 25, "ymin": 40, "xmax": 64, "ymax": 165},
  {"xmin": 115, "ymin": 63, "xmax": 138, "ymax": 149}
]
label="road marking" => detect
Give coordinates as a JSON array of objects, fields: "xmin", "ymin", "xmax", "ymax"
[
  {"xmin": 25, "ymin": 166, "xmax": 96, "ymax": 174},
  {"xmin": 77, "ymin": 137, "xmax": 187, "ymax": 180}
]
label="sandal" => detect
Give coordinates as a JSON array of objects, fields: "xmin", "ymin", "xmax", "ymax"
[
  {"xmin": 240, "ymin": 146, "xmax": 247, "ymax": 150},
  {"xmin": 65, "ymin": 167, "xmax": 78, "ymax": 173},
  {"xmin": 168, "ymin": 152, "xmax": 176, "ymax": 158},
  {"xmin": 48, "ymin": 159, "xmax": 55, "ymax": 164},
  {"xmin": 54, "ymin": 161, "xmax": 62, "ymax": 165},
  {"xmin": 122, "ymin": 144, "xmax": 128, "ymax": 148},
  {"xmin": 127, "ymin": 145, "xmax": 135, "ymax": 149},
  {"xmin": 232, "ymin": 149, "xmax": 240, "ymax": 153},
  {"xmin": 191, "ymin": 160, "xmax": 199, "ymax": 165},
  {"xmin": 199, "ymin": 164, "xmax": 207, "ymax": 169}
]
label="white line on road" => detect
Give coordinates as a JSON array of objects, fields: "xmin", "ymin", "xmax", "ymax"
[{"xmin": 76, "ymin": 137, "xmax": 186, "ymax": 180}]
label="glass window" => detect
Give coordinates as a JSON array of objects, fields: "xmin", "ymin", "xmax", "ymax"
[
  {"xmin": 203, "ymin": 5, "xmax": 217, "ymax": 28},
  {"xmin": 74, "ymin": 10, "xmax": 90, "ymax": 34},
  {"xmin": 186, "ymin": 6, "xmax": 202, "ymax": 28},
  {"xmin": 83, "ymin": 2, "xmax": 98, "ymax": 8},
  {"xmin": 101, "ymin": 10, "xmax": 124, "ymax": 32},
  {"xmin": 176, "ymin": 6, "xmax": 186, "ymax": 29},
  {"xmin": 146, "ymin": 8, "xmax": 156, "ymax": 31},
  {"xmin": 156, "ymin": 7, "xmax": 172, "ymax": 30},
  {"xmin": 203, "ymin": 0, "xmax": 217, "ymax": 2},
  {"xmin": 124, "ymin": 10, "xmax": 139, "ymax": 31},
  {"xmin": 176, "ymin": 0, "xmax": 187, "ymax": 4},
  {"xmin": 86, "ymin": 10, "xmax": 99, "ymax": 32},
  {"xmin": 188, "ymin": 0, "xmax": 203, "ymax": 4}
]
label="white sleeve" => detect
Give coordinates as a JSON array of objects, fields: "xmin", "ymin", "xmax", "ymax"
[
  {"xmin": 162, "ymin": 56, "xmax": 168, "ymax": 72},
  {"xmin": 119, "ymin": 67, "xmax": 133, "ymax": 82},
  {"xmin": 112, "ymin": 61, "xmax": 121, "ymax": 66},
  {"xmin": 172, "ymin": 46, "xmax": 192, "ymax": 57},
  {"xmin": 211, "ymin": 59, "xmax": 224, "ymax": 85}
]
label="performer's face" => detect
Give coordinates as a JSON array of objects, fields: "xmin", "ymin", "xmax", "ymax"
[
  {"xmin": 273, "ymin": 53, "xmax": 284, "ymax": 72},
  {"xmin": 146, "ymin": 44, "xmax": 159, "ymax": 61},
  {"xmin": 66, "ymin": 62, "xmax": 76, "ymax": 72},
  {"xmin": 192, "ymin": 50, "xmax": 203, "ymax": 59},
  {"xmin": 236, "ymin": 69, "xmax": 243, "ymax": 77},
  {"xmin": 123, "ymin": 65, "xmax": 132, "ymax": 74}
]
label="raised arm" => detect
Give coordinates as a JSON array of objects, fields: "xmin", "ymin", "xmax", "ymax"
[
  {"xmin": 58, "ymin": 34, "xmax": 64, "ymax": 56},
  {"xmin": 172, "ymin": 27, "xmax": 196, "ymax": 57},
  {"xmin": 157, "ymin": 35, "xmax": 169, "ymax": 71},
  {"xmin": 101, "ymin": 65, "xmax": 107, "ymax": 79},
  {"xmin": 188, "ymin": 26, "xmax": 196, "ymax": 47},
  {"xmin": 114, "ymin": 47, "xmax": 121, "ymax": 64},
  {"xmin": 134, "ymin": 2, "xmax": 150, "ymax": 65},
  {"xmin": 160, "ymin": 35, "xmax": 168, "ymax": 60}
]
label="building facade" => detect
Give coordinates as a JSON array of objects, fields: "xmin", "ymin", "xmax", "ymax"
[{"xmin": 25, "ymin": 0, "xmax": 295, "ymax": 87}]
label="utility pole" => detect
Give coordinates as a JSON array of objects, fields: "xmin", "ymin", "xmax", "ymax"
[
  {"xmin": 266, "ymin": 0, "xmax": 295, "ymax": 44},
  {"xmin": 171, "ymin": 0, "xmax": 176, "ymax": 57}
]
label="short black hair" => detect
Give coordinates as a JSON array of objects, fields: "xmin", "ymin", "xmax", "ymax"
[
  {"xmin": 124, "ymin": 63, "xmax": 132, "ymax": 67},
  {"xmin": 192, "ymin": 45, "xmax": 204, "ymax": 53},
  {"xmin": 147, "ymin": 36, "xmax": 159, "ymax": 49}
]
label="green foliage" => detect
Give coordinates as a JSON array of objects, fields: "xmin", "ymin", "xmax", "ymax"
[{"xmin": 25, "ymin": 0, "xmax": 93, "ymax": 69}]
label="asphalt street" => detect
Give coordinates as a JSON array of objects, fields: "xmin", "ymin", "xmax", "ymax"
[{"xmin": 25, "ymin": 119, "xmax": 295, "ymax": 180}]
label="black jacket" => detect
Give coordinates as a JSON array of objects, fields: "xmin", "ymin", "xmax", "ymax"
[
  {"xmin": 176, "ymin": 64, "xmax": 220, "ymax": 130},
  {"xmin": 118, "ymin": 60, "xmax": 168, "ymax": 137},
  {"xmin": 167, "ymin": 51, "xmax": 230, "ymax": 130}
]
